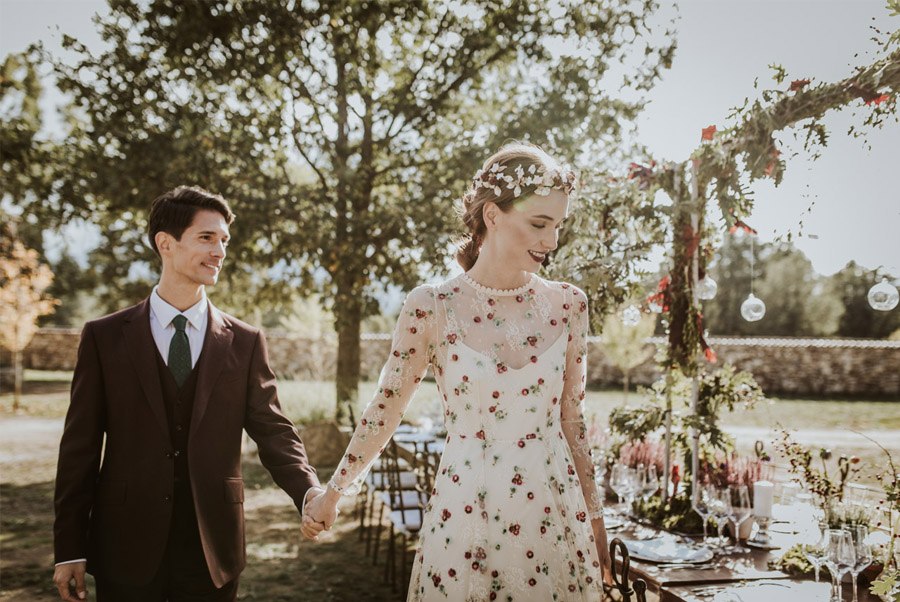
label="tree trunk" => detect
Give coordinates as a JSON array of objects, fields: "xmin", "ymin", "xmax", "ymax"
[
  {"xmin": 13, "ymin": 348, "xmax": 22, "ymax": 412},
  {"xmin": 334, "ymin": 281, "xmax": 363, "ymax": 426}
]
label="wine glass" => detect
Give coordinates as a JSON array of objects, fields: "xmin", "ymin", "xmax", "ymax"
[
  {"xmin": 801, "ymin": 521, "xmax": 827, "ymax": 583},
  {"xmin": 707, "ymin": 486, "xmax": 731, "ymax": 552},
  {"xmin": 691, "ymin": 485, "xmax": 712, "ymax": 547},
  {"xmin": 727, "ymin": 484, "xmax": 753, "ymax": 552},
  {"xmin": 639, "ymin": 464, "xmax": 659, "ymax": 502},
  {"xmin": 610, "ymin": 464, "xmax": 636, "ymax": 513},
  {"xmin": 821, "ymin": 528, "xmax": 855, "ymax": 602},
  {"xmin": 846, "ymin": 524, "xmax": 872, "ymax": 602}
]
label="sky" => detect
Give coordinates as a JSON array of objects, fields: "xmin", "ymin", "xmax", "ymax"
[{"xmin": 1, "ymin": 0, "xmax": 898, "ymax": 278}]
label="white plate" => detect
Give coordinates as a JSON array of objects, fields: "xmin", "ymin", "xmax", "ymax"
[
  {"xmin": 623, "ymin": 538, "xmax": 714, "ymax": 563},
  {"xmin": 604, "ymin": 516, "xmax": 625, "ymax": 530}
]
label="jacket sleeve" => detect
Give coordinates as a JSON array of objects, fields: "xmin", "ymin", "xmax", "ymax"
[
  {"xmin": 54, "ymin": 322, "xmax": 107, "ymax": 563},
  {"xmin": 244, "ymin": 329, "xmax": 320, "ymax": 513}
]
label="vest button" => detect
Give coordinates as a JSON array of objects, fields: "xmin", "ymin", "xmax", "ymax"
[{"xmin": 163, "ymin": 495, "xmax": 171, "ymax": 502}]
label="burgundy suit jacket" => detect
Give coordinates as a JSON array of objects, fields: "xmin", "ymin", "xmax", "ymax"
[{"xmin": 53, "ymin": 298, "xmax": 319, "ymax": 587}]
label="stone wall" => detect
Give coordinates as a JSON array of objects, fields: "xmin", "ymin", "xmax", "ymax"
[{"xmin": 3, "ymin": 329, "xmax": 899, "ymax": 398}]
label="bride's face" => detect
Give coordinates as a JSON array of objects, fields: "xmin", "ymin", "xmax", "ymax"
[{"xmin": 484, "ymin": 189, "xmax": 569, "ymax": 273}]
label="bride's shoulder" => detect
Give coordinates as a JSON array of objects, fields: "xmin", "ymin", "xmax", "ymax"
[
  {"xmin": 403, "ymin": 277, "xmax": 458, "ymax": 305},
  {"xmin": 539, "ymin": 276, "xmax": 588, "ymax": 303}
]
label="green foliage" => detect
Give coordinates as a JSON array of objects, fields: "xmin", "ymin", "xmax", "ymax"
[
  {"xmin": 27, "ymin": 0, "xmax": 675, "ymax": 415},
  {"xmin": 608, "ymin": 364, "xmax": 764, "ymax": 481},
  {"xmin": 631, "ymin": 492, "xmax": 704, "ymax": 534},
  {"xmin": 549, "ymin": 174, "xmax": 671, "ymax": 330},
  {"xmin": 601, "ymin": 305, "xmax": 657, "ymax": 374},
  {"xmin": 767, "ymin": 543, "xmax": 816, "ymax": 577},
  {"xmin": 0, "ymin": 50, "xmax": 57, "ymax": 252},
  {"xmin": 776, "ymin": 430, "xmax": 861, "ymax": 511}
]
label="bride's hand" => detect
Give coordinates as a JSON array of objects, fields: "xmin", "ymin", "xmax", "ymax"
[{"xmin": 301, "ymin": 486, "xmax": 341, "ymax": 541}]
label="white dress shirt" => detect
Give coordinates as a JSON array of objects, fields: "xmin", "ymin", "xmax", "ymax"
[{"xmin": 149, "ymin": 286, "xmax": 208, "ymax": 368}]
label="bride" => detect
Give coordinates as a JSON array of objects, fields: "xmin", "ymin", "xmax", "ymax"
[{"xmin": 304, "ymin": 142, "xmax": 612, "ymax": 600}]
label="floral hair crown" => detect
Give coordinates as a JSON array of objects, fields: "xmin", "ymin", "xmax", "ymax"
[{"xmin": 472, "ymin": 162, "xmax": 577, "ymax": 199}]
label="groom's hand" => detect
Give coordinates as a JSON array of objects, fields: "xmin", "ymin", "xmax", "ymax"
[
  {"xmin": 301, "ymin": 486, "xmax": 340, "ymax": 541},
  {"xmin": 53, "ymin": 561, "xmax": 87, "ymax": 601}
]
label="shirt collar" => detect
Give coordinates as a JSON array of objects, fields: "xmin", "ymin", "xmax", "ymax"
[{"xmin": 150, "ymin": 286, "xmax": 208, "ymax": 331}]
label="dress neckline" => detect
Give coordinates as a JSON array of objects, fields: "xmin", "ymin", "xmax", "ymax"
[{"xmin": 461, "ymin": 272, "xmax": 536, "ymax": 296}]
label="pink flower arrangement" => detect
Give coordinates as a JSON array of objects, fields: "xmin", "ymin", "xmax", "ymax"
[
  {"xmin": 699, "ymin": 453, "xmax": 772, "ymax": 497},
  {"xmin": 618, "ymin": 439, "xmax": 667, "ymax": 475}
]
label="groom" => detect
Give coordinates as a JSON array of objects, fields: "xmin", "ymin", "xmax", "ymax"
[{"xmin": 53, "ymin": 186, "xmax": 323, "ymax": 601}]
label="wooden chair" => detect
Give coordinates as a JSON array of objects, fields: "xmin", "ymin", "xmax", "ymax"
[
  {"xmin": 633, "ymin": 578, "xmax": 648, "ymax": 602},
  {"xmin": 380, "ymin": 438, "xmax": 427, "ymax": 591},
  {"xmin": 605, "ymin": 537, "xmax": 636, "ymax": 602}
]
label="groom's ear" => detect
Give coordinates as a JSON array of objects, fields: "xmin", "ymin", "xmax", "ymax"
[{"xmin": 155, "ymin": 231, "xmax": 172, "ymax": 256}]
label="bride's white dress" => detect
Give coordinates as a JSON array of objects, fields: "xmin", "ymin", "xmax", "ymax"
[{"xmin": 329, "ymin": 273, "xmax": 604, "ymax": 601}]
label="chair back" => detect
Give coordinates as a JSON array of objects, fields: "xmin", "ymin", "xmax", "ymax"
[
  {"xmin": 609, "ymin": 537, "xmax": 634, "ymax": 602},
  {"xmin": 632, "ymin": 578, "xmax": 647, "ymax": 602}
]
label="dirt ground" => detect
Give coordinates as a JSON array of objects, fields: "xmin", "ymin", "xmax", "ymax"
[{"xmin": 0, "ymin": 402, "xmax": 405, "ymax": 601}]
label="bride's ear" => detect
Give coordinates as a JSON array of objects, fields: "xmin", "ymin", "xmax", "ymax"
[{"xmin": 482, "ymin": 202, "xmax": 499, "ymax": 231}]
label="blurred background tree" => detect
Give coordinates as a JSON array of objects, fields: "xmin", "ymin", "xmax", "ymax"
[
  {"xmin": 600, "ymin": 305, "xmax": 657, "ymax": 404},
  {"xmin": 17, "ymin": 0, "xmax": 674, "ymax": 420},
  {"xmin": 0, "ymin": 222, "xmax": 58, "ymax": 410}
]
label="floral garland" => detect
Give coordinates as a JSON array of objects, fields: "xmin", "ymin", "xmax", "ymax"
[{"xmin": 473, "ymin": 162, "xmax": 577, "ymax": 198}]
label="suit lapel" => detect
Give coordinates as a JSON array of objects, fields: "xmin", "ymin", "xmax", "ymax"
[
  {"xmin": 191, "ymin": 302, "xmax": 233, "ymax": 439},
  {"xmin": 122, "ymin": 299, "xmax": 170, "ymax": 441}
]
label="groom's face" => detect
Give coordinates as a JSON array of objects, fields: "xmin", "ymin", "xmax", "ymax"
[{"xmin": 161, "ymin": 209, "xmax": 230, "ymax": 287}]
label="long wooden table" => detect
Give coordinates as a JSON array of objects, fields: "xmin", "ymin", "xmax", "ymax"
[{"xmin": 608, "ymin": 513, "xmax": 880, "ymax": 602}]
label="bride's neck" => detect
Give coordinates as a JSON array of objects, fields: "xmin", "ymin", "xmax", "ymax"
[{"xmin": 465, "ymin": 252, "xmax": 531, "ymax": 291}]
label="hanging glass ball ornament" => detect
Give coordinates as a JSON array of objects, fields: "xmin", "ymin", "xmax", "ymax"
[
  {"xmin": 867, "ymin": 277, "xmax": 899, "ymax": 311},
  {"xmin": 622, "ymin": 304, "xmax": 641, "ymax": 326},
  {"xmin": 741, "ymin": 293, "xmax": 766, "ymax": 322},
  {"xmin": 697, "ymin": 276, "xmax": 718, "ymax": 300}
]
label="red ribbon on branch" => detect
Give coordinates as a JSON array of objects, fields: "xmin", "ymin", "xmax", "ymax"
[
  {"xmin": 728, "ymin": 220, "xmax": 757, "ymax": 235},
  {"xmin": 865, "ymin": 93, "xmax": 892, "ymax": 106},
  {"xmin": 646, "ymin": 275, "xmax": 670, "ymax": 312},
  {"xmin": 698, "ymin": 311, "xmax": 717, "ymax": 364}
]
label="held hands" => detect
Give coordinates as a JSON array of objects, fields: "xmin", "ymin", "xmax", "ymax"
[
  {"xmin": 300, "ymin": 486, "xmax": 340, "ymax": 542},
  {"xmin": 53, "ymin": 561, "xmax": 87, "ymax": 601}
]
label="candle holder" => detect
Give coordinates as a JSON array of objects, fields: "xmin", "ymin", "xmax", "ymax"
[{"xmin": 750, "ymin": 515, "xmax": 771, "ymax": 545}]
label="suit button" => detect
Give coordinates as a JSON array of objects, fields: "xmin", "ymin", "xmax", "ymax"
[
  {"xmin": 175, "ymin": 424, "xmax": 183, "ymax": 432},
  {"xmin": 163, "ymin": 495, "xmax": 171, "ymax": 502},
  {"xmin": 165, "ymin": 451, "xmax": 174, "ymax": 459},
  {"xmin": 174, "ymin": 450, "xmax": 182, "ymax": 457}
]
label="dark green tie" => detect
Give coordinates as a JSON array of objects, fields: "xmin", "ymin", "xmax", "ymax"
[{"xmin": 168, "ymin": 315, "xmax": 191, "ymax": 387}]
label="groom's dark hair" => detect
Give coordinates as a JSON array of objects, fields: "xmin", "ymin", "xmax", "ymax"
[{"xmin": 147, "ymin": 186, "xmax": 235, "ymax": 257}]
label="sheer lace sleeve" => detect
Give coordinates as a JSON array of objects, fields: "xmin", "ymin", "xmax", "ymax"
[
  {"xmin": 560, "ymin": 285, "xmax": 603, "ymax": 517},
  {"xmin": 327, "ymin": 285, "xmax": 436, "ymax": 496}
]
